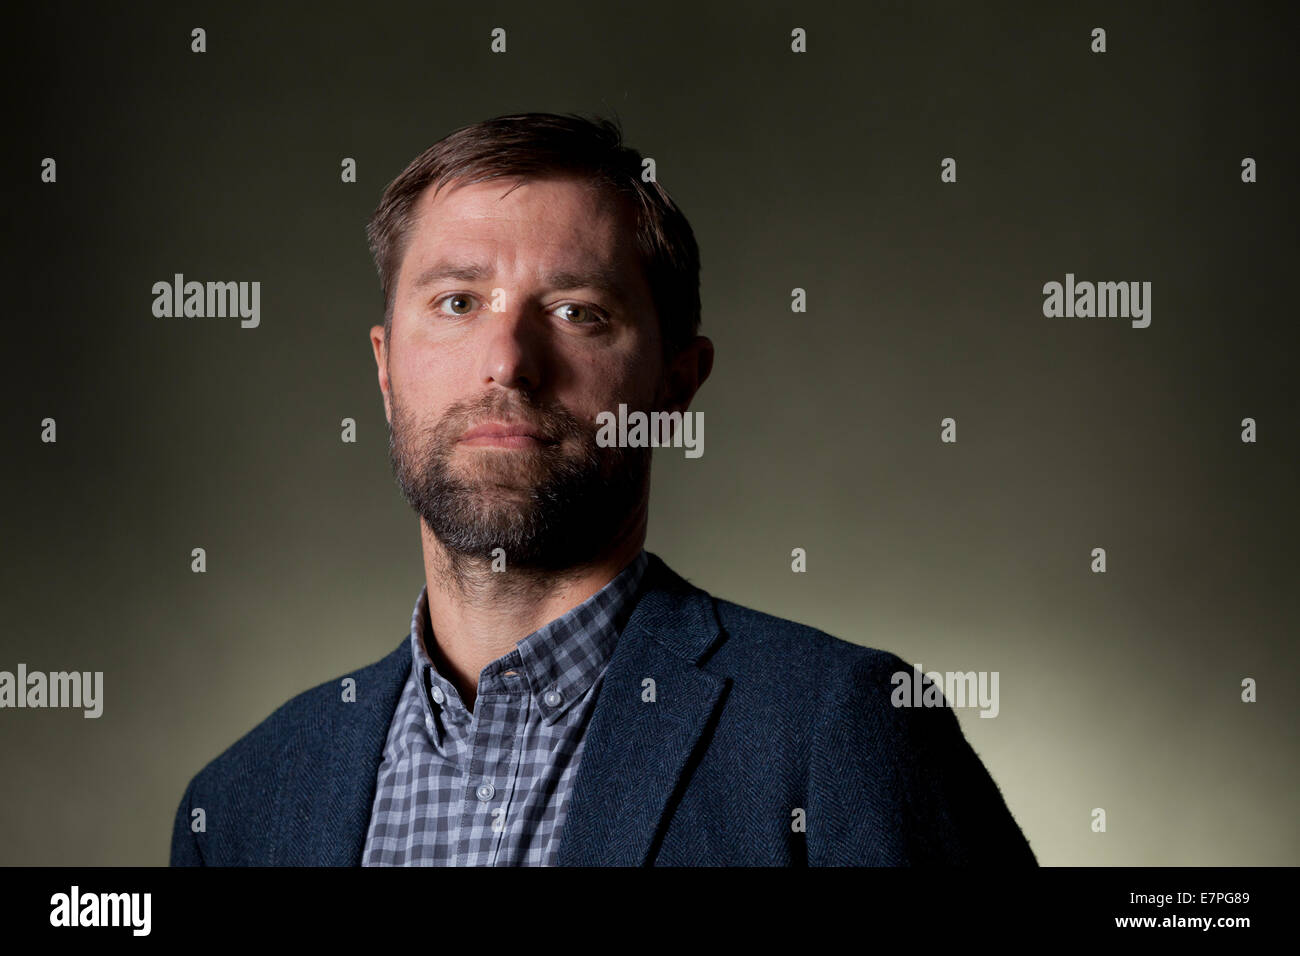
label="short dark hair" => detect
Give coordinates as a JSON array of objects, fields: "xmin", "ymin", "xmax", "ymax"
[{"xmin": 365, "ymin": 112, "xmax": 701, "ymax": 358}]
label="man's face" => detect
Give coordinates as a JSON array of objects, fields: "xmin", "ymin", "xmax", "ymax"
[{"xmin": 371, "ymin": 174, "xmax": 665, "ymax": 570}]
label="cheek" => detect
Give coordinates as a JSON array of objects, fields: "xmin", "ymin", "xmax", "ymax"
[
  {"xmin": 563, "ymin": 353, "xmax": 660, "ymax": 418},
  {"xmin": 390, "ymin": 350, "xmax": 459, "ymax": 418}
]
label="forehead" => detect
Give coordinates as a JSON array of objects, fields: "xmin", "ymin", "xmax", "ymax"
[{"xmin": 400, "ymin": 175, "xmax": 641, "ymax": 277}]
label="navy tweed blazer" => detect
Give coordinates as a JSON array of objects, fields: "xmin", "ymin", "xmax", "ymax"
[{"xmin": 170, "ymin": 552, "xmax": 1037, "ymax": 866}]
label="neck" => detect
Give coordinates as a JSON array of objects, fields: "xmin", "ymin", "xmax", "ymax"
[{"xmin": 418, "ymin": 509, "xmax": 647, "ymax": 712}]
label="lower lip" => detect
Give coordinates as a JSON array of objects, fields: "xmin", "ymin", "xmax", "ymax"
[{"xmin": 460, "ymin": 435, "xmax": 549, "ymax": 448}]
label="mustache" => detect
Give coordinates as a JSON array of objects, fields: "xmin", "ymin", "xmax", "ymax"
[{"xmin": 437, "ymin": 395, "xmax": 587, "ymax": 444}]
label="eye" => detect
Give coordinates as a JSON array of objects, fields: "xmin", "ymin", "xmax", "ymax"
[
  {"xmin": 434, "ymin": 293, "xmax": 479, "ymax": 316},
  {"xmin": 553, "ymin": 303, "xmax": 608, "ymax": 326}
]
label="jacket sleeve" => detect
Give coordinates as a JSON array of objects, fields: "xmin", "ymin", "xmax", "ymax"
[
  {"xmin": 170, "ymin": 775, "xmax": 206, "ymax": 866},
  {"xmin": 807, "ymin": 649, "xmax": 1037, "ymax": 866}
]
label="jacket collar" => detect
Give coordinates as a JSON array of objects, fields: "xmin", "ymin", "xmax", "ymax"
[{"xmin": 275, "ymin": 551, "xmax": 727, "ymax": 865}]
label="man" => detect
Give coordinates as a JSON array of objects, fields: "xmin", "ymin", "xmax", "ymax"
[{"xmin": 170, "ymin": 112, "xmax": 1036, "ymax": 866}]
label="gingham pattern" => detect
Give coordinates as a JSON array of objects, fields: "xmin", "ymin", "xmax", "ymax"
[{"xmin": 361, "ymin": 550, "xmax": 649, "ymax": 866}]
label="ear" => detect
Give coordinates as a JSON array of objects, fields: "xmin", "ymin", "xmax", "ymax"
[
  {"xmin": 659, "ymin": 335, "xmax": 714, "ymax": 413},
  {"xmin": 370, "ymin": 324, "xmax": 392, "ymax": 424}
]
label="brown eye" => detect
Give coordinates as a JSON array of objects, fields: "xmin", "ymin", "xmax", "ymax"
[
  {"xmin": 555, "ymin": 303, "xmax": 605, "ymax": 325},
  {"xmin": 444, "ymin": 294, "xmax": 475, "ymax": 315}
]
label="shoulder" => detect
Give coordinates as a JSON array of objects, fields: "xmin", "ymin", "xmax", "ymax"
[
  {"xmin": 181, "ymin": 639, "xmax": 409, "ymax": 807},
  {"xmin": 632, "ymin": 555, "xmax": 918, "ymax": 721},
  {"xmin": 170, "ymin": 638, "xmax": 411, "ymax": 864},
  {"xmin": 709, "ymin": 595, "xmax": 911, "ymax": 704},
  {"xmin": 702, "ymin": 591, "xmax": 981, "ymax": 782},
  {"xmin": 701, "ymin": 594, "xmax": 1034, "ymax": 864}
]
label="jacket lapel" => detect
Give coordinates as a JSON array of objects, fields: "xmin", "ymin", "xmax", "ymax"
[
  {"xmin": 556, "ymin": 552, "xmax": 729, "ymax": 865},
  {"xmin": 273, "ymin": 636, "xmax": 412, "ymax": 865}
]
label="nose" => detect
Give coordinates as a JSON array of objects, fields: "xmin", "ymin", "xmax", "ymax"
[{"xmin": 477, "ymin": 302, "xmax": 544, "ymax": 392}]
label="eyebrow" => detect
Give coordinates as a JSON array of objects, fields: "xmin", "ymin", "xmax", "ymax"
[{"xmin": 411, "ymin": 260, "xmax": 632, "ymax": 303}]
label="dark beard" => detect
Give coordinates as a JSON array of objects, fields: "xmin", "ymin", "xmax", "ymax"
[{"xmin": 387, "ymin": 388, "xmax": 650, "ymax": 574}]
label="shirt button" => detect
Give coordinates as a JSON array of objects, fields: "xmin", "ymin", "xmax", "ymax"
[
  {"xmin": 424, "ymin": 714, "xmax": 434, "ymax": 734},
  {"xmin": 544, "ymin": 690, "xmax": 562, "ymax": 707},
  {"xmin": 431, "ymin": 686, "xmax": 445, "ymax": 705},
  {"xmin": 476, "ymin": 782, "xmax": 495, "ymax": 802}
]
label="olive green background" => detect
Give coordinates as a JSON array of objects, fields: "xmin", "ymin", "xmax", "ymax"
[{"xmin": 3, "ymin": 0, "xmax": 1296, "ymax": 865}]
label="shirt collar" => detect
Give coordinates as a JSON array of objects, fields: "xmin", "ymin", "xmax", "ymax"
[{"xmin": 407, "ymin": 550, "xmax": 649, "ymax": 725}]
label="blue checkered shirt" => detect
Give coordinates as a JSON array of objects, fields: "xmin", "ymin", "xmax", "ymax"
[{"xmin": 361, "ymin": 550, "xmax": 649, "ymax": 866}]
